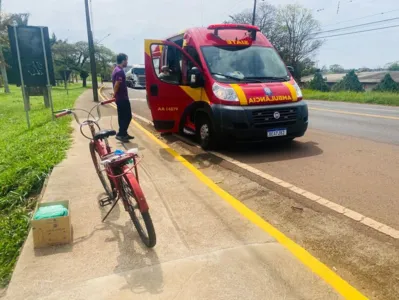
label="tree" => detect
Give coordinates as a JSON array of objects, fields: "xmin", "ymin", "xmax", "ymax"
[
  {"xmin": 228, "ymin": 3, "xmax": 279, "ymax": 44},
  {"xmin": 332, "ymin": 70, "xmax": 364, "ymax": 92},
  {"xmin": 94, "ymin": 44, "xmax": 114, "ymax": 79},
  {"xmin": 358, "ymin": 67, "xmax": 372, "ymax": 72},
  {"xmin": 51, "ymin": 38, "xmax": 115, "ymax": 87},
  {"xmin": 386, "ymin": 62, "xmax": 399, "ymax": 71},
  {"xmin": 298, "ymin": 58, "xmax": 317, "ymax": 77},
  {"xmin": 309, "ymin": 70, "xmax": 329, "ymax": 91},
  {"xmin": 373, "ymin": 73, "xmax": 399, "ymax": 92},
  {"xmin": 0, "ymin": 12, "xmax": 30, "ymax": 93},
  {"xmin": 80, "ymin": 70, "xmax": 89, "ymax": 87},
  {"xmin": 226, "ymin": 2, "xmax": 323, "ymax": 81},
  {"xmin": 275, "ymin": 4, "xmax": 323, "ymax": 80},
  {"xmin": 329, "ymin": 64, "xmax": 345, "ymax": 73}
]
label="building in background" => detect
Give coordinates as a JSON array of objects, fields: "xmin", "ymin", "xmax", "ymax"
[{"xmin": 301, "ymin": 71, "xmax": 399, "ymax": 91}]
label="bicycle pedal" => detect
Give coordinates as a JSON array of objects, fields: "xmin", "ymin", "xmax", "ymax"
[{"xmin": 99, "ymin": 198, "xmax": 113, "ymax": 207}]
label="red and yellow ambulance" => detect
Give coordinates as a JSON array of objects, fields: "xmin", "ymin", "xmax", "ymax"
[{"xmin": 144, "ymin": 24, "xmax": 308, "ymax": 149}]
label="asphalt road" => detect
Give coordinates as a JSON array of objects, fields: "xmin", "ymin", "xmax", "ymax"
[
  {"xmin": 121, "ymin": 88, "xmax": 399, "ymax": 230},
  {"xmin": 308, "ymin": 100, "xmax": 399, "ymax": 145}
]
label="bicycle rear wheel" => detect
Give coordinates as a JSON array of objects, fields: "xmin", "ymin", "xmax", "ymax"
[
  {"xmin": 89, "ymin": 142, "xmax": 116, "ymax": 200},
  {"xmin": 121, "ymin": 173, "xmax": 156, "ymax": 248}
]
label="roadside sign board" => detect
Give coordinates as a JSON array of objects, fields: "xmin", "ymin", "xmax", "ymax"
[
  {"xmin": 7, "ymin": 26, "xmax": 55, "ymax": 87},
  {"xmin": 7, "ymin": 25, "xmax": 56, "ymax": 128}
]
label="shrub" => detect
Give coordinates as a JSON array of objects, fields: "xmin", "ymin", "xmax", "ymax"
[
  {"xmin": 308, "ymin": 71, "xmax": 330, "ymax": 92},
  {"xmin": 373, "ymin": 73, "xmax": 399, "ymax": 93},
  {"xmin": 332, "ymin": 70, "xmax": 364, "ymax": 92}
]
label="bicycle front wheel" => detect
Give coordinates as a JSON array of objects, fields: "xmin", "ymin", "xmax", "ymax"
[
  {"xmin": 121, "ymin": 173, "xmax": 156, "ymax": 248},
  {"xmin": 89, "ymin": 142, "xmax": 116, "ymax": 200}
]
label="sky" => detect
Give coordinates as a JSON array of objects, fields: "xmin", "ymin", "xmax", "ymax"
[{"xmin": 4, "ymin": 0, "xmax": 399, "ymax": 69}]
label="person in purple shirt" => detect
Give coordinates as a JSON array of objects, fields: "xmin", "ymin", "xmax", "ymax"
[{"xmin": 112, "ymin": 53, "xmax": 134, "ymax": 142}]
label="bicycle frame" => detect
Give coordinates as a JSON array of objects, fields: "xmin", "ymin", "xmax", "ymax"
[
  {"xmin": 54, "ymin": 97, "xmax": 155, "ymax": 248},
  {"xmin": 110, "ymin": 163, "xmax": 148, "ymax": 212},
  {"xmin": 54, "ymin": 100, "xmax": 148, "ymax": 214}
]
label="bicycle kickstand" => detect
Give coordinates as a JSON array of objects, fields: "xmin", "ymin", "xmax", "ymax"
[{"xmin": 102, "ymin": 197, "xmax": 120, "ymax": 222}]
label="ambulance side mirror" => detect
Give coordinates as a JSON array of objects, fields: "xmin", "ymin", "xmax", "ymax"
[
  {"xmin": 287, "ymin": 66, "xmax": 294, "ymax": 73},
  {"xmin": 188, "ymin": 67, "xmax": 204, "ymax": 88}
]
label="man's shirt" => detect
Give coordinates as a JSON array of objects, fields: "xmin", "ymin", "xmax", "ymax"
[{"xmin": 112, "ymin": 66, "xmax": 128, "ymax": 101}]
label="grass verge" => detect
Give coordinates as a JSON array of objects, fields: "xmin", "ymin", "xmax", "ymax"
[
  {"xmin": 0, "ymin": 84, "xmax": 87, "ymax": 287},
  {"xmin": 303, "ymin": 89, "xmax": 399, "ymax": 106}
]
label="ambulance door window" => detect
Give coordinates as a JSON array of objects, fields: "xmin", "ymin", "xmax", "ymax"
[{"xmin": 150, "ymin": 44, "xmax": 183, "ymax": 85}]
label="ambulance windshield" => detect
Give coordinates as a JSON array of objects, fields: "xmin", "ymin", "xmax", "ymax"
[{"xmin": 201, "ymin": 46, "xmax": 289, "ymax": 83}]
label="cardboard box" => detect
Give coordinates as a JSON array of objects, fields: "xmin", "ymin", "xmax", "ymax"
[{"xmin": 31, "ymin": 200, "xmax": 72, "ymax": 248}]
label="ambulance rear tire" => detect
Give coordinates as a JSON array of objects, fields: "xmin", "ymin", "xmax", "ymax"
[{"xmin": 197, "ymin": 115, "xmax": 217, "ymax": 150}]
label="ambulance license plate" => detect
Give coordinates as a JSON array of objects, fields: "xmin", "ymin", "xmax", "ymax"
[{"xmin": 267, "ymin": 129, "xmax": 287, "ymax": 137}]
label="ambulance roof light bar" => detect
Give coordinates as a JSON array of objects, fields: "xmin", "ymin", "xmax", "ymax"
[{"xmin": 207, "ymin": 24, "xmax": 260, "ymax": 40}]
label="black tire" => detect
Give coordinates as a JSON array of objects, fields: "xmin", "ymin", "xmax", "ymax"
[
  {"xmin": 89, "ymin": 142, "xmax": 116, "ymax": 200},
  {"xmin": 121, "ymin": 176, "xmax": 156, "ymax": 248},
  {"xmin": 196, "ymin": 115, "xmax": 218, "ymax": 150}
]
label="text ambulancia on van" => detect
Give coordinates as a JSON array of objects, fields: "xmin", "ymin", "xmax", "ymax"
[{"xmin": 144, "ymin": 24, "xmax": 308, "ymax": 149}]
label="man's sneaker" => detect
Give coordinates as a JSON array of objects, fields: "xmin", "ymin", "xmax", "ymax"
[
  {"xmin": 126, "ymin": 134, "xmax": 135, "ymax": 140},
  {"xmin": 116, "ymin": 135, "xmax": 129, "ymax": 143}
]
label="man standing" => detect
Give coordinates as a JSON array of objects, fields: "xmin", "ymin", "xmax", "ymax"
[{"xmin": 112, "ymin": 53, "xmax": 134, "ymax": 142}]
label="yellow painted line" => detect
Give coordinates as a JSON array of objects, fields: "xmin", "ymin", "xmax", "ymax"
[
  {"xmin": 230, "ymin": 84, "xmax": 248, "ymax": 106},
  {"xmin": 310, "ymin": 107, "xmax": 399, "ymax": 121},
  {"xmin": 99, "ymin": 89, "xmax": 368, "ymax": 300},
  {"xmin": 282, "ymin": 82, "xmax": 298, "ymax": 101}
]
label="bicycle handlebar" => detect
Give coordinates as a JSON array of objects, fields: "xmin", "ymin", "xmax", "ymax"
[
  {"xmin": 54, "ymin": 97, "xmax": 114, "ymax": 125},
  {"xmin": 101, "ymin": 98, "xmax": 116, "ymax": 105},
  {"xmin": 55, "ymin": 110, "xmax": 71, "ymax": 118}
]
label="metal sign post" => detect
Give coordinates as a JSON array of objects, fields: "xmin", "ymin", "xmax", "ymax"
[
  {"xmin": 40, "ymin": 27, "xmax": 54, "ymax": 120},
  {"xmin": 13, "ymin": 26, "xmax": 30, "ymax": 128}
]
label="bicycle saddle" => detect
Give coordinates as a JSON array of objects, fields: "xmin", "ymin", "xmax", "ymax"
[{"xmin": 93, "ymin": 129, "xmax": 116, "ymax": 140}]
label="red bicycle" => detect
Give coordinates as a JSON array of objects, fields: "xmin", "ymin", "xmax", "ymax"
[{"xmin": 54, "ymin": 99, "xmax": 156, "ymax": 248}]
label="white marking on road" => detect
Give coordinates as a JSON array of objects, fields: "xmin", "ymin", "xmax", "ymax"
[
  {"xmin": 307, "ymin": 101, "xmax": 399, "ymax": 113},
  {"xmin": 209, "ymin": 151, "xmax": 399, "ymax": 239}
]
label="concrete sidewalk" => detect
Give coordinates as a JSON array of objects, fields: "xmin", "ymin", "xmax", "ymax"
[{"xmin": 4, "ymin": 90, "xmax": 340, "ymax": 300}]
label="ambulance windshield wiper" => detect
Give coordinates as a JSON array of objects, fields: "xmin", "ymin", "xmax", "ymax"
[
  {"xmin": 245, "ymin": 76, "xmax": 290, "ymax": 82},
  {"xmin": 211, "ymin": 72, "xmax": 263, "ymax": 83}
]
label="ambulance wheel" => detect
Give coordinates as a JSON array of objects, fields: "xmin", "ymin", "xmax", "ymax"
[{"xmin": 197, "ymin": 115, "xmax": 217, "ymax": 150}]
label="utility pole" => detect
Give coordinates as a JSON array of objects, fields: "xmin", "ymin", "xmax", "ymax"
[
  {"xmin": 252, "ymin": 0, "xmax": 257, "ymax": 25},
  {"xmin": 84, "ymin": 0, "xmax": 99, "ymax": 102}
]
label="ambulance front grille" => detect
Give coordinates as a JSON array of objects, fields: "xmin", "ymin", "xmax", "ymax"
[{"xmin": 252, "ymin": 108, "xmax": 297, "ymax": 128}]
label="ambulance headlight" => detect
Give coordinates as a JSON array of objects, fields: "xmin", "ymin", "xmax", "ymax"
[
  {"xmin": 212, "ymin": 83, "xmax": 238, "ymax": 102},
  {"xmin": 293, "ymin": 80, "xmax": 303, "ymax": 99}
]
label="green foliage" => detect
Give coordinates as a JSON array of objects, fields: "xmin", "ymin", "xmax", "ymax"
[
  {"xmin": 0, "ymin": 84, "xmax": 86, "ymax": 287},
  {"xmin": 332, "ymin": 70, "xmax": 364, "ymax": 92},
  {"xmin": 0, "ymin": 209, "xmax": 30, "ymax": 286},
  {"xmin": 308, "ymin": 71, "xmax": 329, "ymax": 92},
  {"xmin": 0, "ymin": 13, "xmax": 30, "ymax": 46},
  {"xmin": 387, "ymin": 62, "xmax": 399, "ymax": 71},
  {"xmin": 80, "ymin": 70, "xmax": 89, "ymax": 79},
  {"xmin": 51, "ymin": 40, "xmax": 115, "ymax": 87},
  {"xmin": 329, "ymin": 64, "xmax": 345, "ymax": 73},
  {"xmin": 373, "ymin": 73, "xmax": 399, "ymax": 93},
  {"xmin": 303, "ymin": 89, "xmax": 399, "ymax": 106}
]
